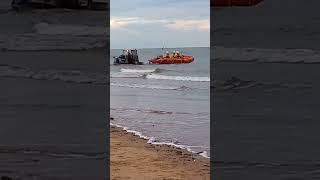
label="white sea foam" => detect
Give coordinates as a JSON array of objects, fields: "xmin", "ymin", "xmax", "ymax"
[
  {"xmin": 146, "ymin": 74, "xmax": 210, "ymax": 82},
  {"xmin": 110, "ymin": 123, "xmax": 210, "ymax": 159},
  {"xmin": 111, "ymin": 68, "xmax": 157, "ymax": 78},
  {"xmin": 110, "ymin": 82, "xmax": 187, "ymax": 90},
  {"xmin": 123, "ymin": 127, "xmax": 150, "ymax": 140},
  {"xmin": 199, "ymin": 151, "xmax": 210, "ymax": 159},
  {"xmin": 120, "ymin": 68, "xmax": 157, "ymax": 73},
  {"xmin": 110, "ymin": 72, "xmax": 145, "ymax": 78}
]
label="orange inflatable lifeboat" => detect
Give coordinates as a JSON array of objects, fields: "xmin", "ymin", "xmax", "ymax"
[
  {"xmin": 148, "ymin": 51, "xmax": 194, "ymax": 64},
  {"xmin": 211, "ymin": 0, "xmax": 264, "ymax": 7}
]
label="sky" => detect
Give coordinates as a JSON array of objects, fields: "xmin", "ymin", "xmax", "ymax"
[{"xmin": 110, "ymin": 0, "xmax": 210, "ymax": 49}]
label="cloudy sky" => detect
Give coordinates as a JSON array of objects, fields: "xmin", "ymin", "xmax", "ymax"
[{"xmin": 111, "ymin": 0, "xmax": 210, "ymax": 49}]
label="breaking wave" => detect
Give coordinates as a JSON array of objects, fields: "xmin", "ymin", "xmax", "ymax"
[
  {"xmin": 110, "ymin": 122, "xmax": 210, "ymax": 159},
  {"xmin": 0, "ymin": 146, "xmax": 106, "ymax": 159},
  {"xmin": 110, "ymin": 72, "xmax": 145, "ymax": 78},
  {"xmin": 146, "ymin": 74, "xmax": 210, "ymax": 82},
  {"xmin": 111, "ymin": 83, "xmax": 189, "ymax": 90},
  {"xmin": 111, "ymin": 68, "xmax": 156, "ymax": 78},
  {"xmin": 0, "ymin": 64, "xmax": 107, "ymax": 84},
  {"xmin": 113, "ymin": 68, "xmax": 210, "ymax": 83},
  {"xmin": 110, "ymin": 107, "xmax": 199, "ymax": 115},
  {"xmin": 120, "ymin": 68, "xmax": 161, "ymax": 73}
]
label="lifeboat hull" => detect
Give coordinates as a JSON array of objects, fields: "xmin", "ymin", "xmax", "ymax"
[
  {"xmin": 149, "ymin": 56, "xmax": 194, "ymax": 64},
  {"xmin": 211, "ymin": 0, "xmax": 264, "ymax": 7}
]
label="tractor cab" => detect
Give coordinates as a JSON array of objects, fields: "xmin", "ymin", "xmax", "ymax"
[{"xmin": 113, "ymin": 49, "xmax": 144, "ymax": 65}]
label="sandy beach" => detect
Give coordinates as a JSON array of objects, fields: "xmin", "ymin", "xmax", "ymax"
[{"xmin": 110, "ymin": 127, "xmax": 210, "ymax": 180}]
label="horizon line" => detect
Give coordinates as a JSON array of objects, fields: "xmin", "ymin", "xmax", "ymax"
[{"xmin": 111, "ymin": 46, "xmax": 210, "ymax": 50}]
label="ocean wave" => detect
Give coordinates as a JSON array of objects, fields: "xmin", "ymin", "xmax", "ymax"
[
  {"xmin": 111, "ymin": 107, "xmax": 174, "ymax": 115},
  {"xmin": 0, "ymin": 22, "xmax": 107, "ymax": 51},
  {"xmin": 111, "ymin": 82, "xmax": 189, "ymax": 90},
  {"xmin": 0, "ymin": 34, "xmax": 107, "ymax": 51},
  {"xmin": 110, "ymin": 72, "xmax": 146, "ymax": 78},
  {"xmin": 0, "ymin": 147, "xmax": 106, "ymax": 159},
  {"xmin": 110, "ymin": 123, "xmax": 210, "ymax": 159},
  {"xmin": 0, "ymin": 64, "xmax": 107, "ymax": 84},
  {"xmin": 114, "ymin": 68, "xmax": 209, "ymax": 83},
  {"xmin": 198, "ymin": 151, "xmax": 210, "ymax": 159},
  {"xmin": 212, "ymin": 77, "xmax": 313, "ymax": 91},
  {"xmin": 110, "ymin": 107, "xmax": 199, "ymax": 115},
  {"xmin": 120, "ymin": 68, "xmax": 161, "ymax": 73},
  {"xmin": 146, "ymin": 74, "xmax": 210, "ymax": 82},
  {"xmin": 213, "ymin": 160, "xmax": 320, "ymax": 169},
  {"xmin": 112, "ymin": 68, "xmax": 166, "ymax": 79},
  {"xmin": 213, "ymin": 46, "xmax": 320, "ymax": 64}
]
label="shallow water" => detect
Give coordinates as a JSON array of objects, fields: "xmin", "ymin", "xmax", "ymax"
[{"xmin": 110, "ymin": 47, "xmax": 210, "ymax": 157}]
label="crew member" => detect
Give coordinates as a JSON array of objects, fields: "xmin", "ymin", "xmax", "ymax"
[
  {"xmin": 176, "ymin": 51, "xmax": 180, "ymax": 57},
  {"xmin": 165, "ymin": 51, "xmax": 170, "ymax": 58}
]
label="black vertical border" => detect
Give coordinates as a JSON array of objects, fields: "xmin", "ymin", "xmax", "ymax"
[
  {"xmin": 210, "ymin": 0, "xmax": 214, "ymax": 179},
  {"xmin": 106, "ymin": 0, "xmax": 111, "ymax": 179}
]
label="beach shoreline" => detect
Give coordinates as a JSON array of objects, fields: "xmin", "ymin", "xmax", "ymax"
[{"xmin": 110, "ymin": 126, "xmax": 210, "ymax": 180}]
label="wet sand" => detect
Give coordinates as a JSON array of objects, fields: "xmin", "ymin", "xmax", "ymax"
[{"xmin": 110, "ymin": 127, "xmax": 210, "ymax": 180}]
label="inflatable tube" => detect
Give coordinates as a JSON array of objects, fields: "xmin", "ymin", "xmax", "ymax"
[
  {"xmin": 211, "ymin": 0, "xmax": 264, "ymax": 7},
  {"xmin": 149, "ymin": 55, "xmax": 194, "ymax": 64}
]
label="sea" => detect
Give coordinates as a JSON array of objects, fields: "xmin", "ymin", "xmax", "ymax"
[
  {"xmin": 212, "ymin": 45, "xmax": 320, "ymax": 179},
  {"xmin": 110, "ymin": 47, "xmax": 210, "ymax": 158}
]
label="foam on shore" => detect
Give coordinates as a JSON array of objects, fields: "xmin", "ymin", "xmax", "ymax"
[{"xmin": 110, "ymin": 122, "xmax": 210, "ymax": 159}]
